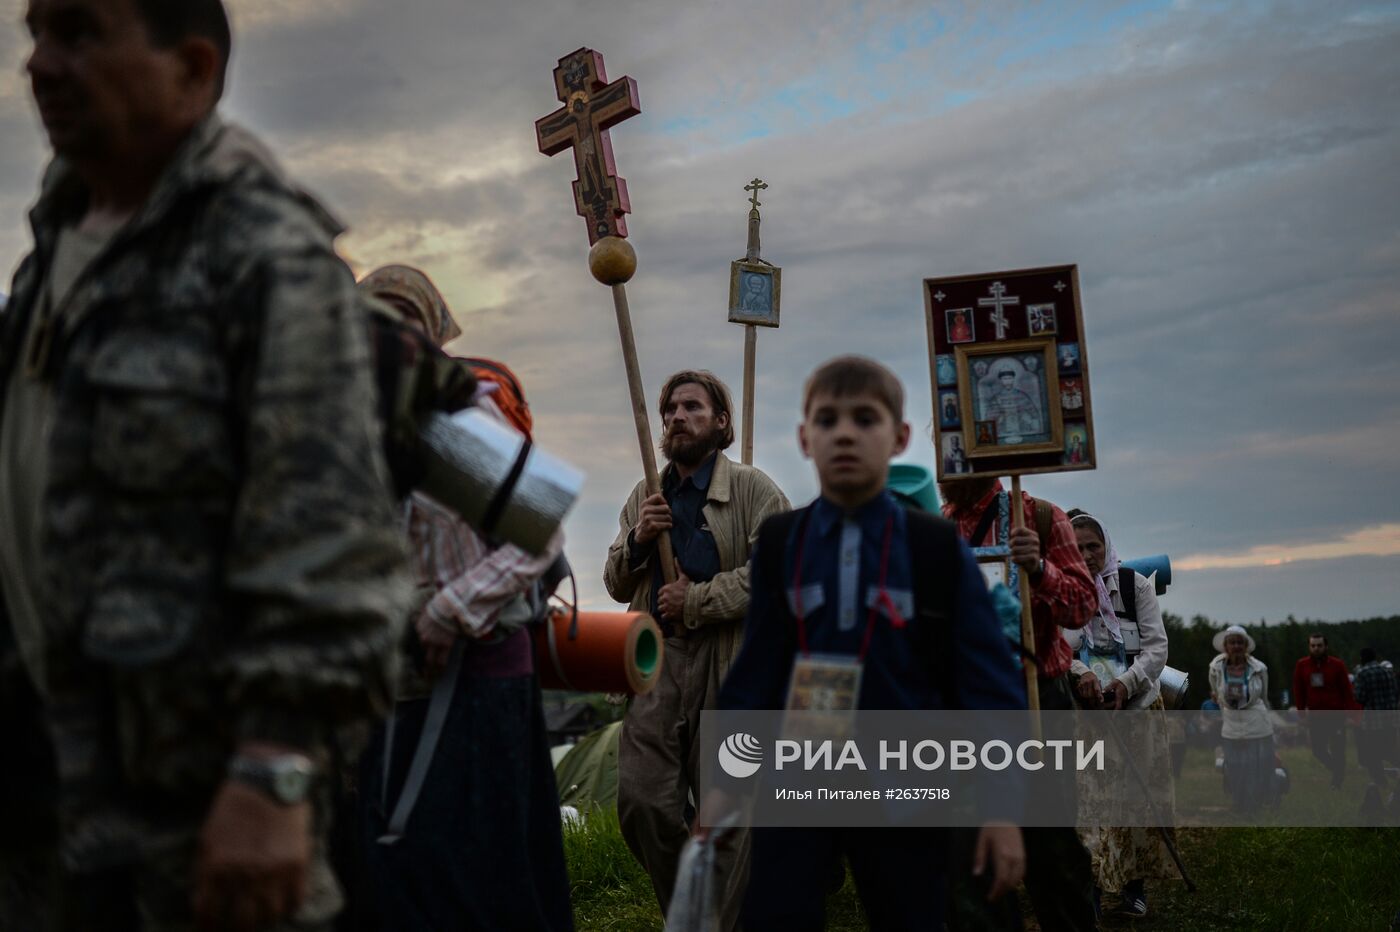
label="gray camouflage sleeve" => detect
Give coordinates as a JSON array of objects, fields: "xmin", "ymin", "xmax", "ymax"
[{"xmin": 222, "ymin": 244, "xmax": 412, "ymax": 754}]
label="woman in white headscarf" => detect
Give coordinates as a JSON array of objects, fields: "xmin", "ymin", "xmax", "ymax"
[
  {"xmin": 1207, "ymin": 624, "xmax": 1276, "ymax": 813},
  {"xmin": 1064, "ymin": 511, "xmax": 1170, "ymax": 709},
  {"xmin": 1064, "ymin": 510, "xmax": 1175, "ymax": 919}
]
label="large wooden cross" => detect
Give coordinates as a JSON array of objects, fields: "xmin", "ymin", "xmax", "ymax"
[
  {"xmin": 536, "ymin": 48, "xmax": 678, "ymax": 589},
  {"xmin": 536, "ymin": 48, "xmax": 641, "ymax": 244}
]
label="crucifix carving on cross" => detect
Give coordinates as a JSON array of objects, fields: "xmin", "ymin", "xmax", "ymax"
[
  {"xmin": 535, "ymin": 48, "xmax": 641, "ymax": 244},
  {"xmin": 978, "ymin": 281, "xmax": 1020, "ymax": 340}
]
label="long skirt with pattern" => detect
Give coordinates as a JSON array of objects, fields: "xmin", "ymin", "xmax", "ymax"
[{"xmin": 1077, "ymin": 698, "xmax": 1178, "ymax": 894}]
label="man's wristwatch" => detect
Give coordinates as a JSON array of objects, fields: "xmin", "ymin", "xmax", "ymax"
[{"xmin": 228, "ymin": 752, "xmax": 316, "ymax": 805}]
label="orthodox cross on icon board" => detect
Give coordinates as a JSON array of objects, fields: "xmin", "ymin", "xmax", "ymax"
[
  {"xmin": 535, "ymin": 48, "xmax": 641, "ymax": 244},
  {"xmin": 979, "ymin": 281, "xmax": 1020, "ymax": 340}
]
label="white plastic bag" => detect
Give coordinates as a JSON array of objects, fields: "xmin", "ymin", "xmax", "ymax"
[{"xmin": 665, "ymin": 834, "xmax": 721, "ymax": 932}]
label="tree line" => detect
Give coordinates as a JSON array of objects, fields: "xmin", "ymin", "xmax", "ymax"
[{"xmin": 1162, "ymin": 613, "xmax": 1400, "ymax": 708}]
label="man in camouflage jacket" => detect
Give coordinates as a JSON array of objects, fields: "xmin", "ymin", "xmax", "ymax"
[{"xmin": 2, "ymin": 1, "xmax": 410, "ymax": 928}]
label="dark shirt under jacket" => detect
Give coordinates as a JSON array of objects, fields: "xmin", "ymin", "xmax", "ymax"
[
  {"xmin": 628, "ymin": 453, "xmax": 723, "ymax": 634},
  {"xmin": 719, "ymin": 491, "xmax": 1024, "ymax": 713}
]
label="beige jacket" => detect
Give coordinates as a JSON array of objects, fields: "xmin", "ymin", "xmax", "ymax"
[{"xmin": 603, "ymin": 453, "xmax": 789, "ymax": 671}]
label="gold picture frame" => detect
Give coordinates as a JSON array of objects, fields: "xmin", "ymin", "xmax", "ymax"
[{"xmin": 956, "ymin": 338, "xmax": 1064, "ymax": 458}]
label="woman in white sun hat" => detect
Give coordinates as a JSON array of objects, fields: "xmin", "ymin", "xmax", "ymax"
[{"xmin": 1208, "ymin": 624, "xmax": 1277, "ymax": 811}]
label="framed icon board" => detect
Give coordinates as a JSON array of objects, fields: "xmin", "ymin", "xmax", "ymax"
[
  {"xmin": 728, "ymin": 260, "xmax": 781, "ymax": 327},
  {"xmin": 925, "ymin": 264, "xmax": 1096, "ymax": 481}
]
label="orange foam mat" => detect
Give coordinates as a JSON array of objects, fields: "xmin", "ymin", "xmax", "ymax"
[{"xmin": 533, "ymin": 609, "xmax": 664, "ymax": 695}]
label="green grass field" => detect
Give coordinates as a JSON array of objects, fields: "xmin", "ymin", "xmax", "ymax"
[
  {"xmin": 1173, "ymin": 741, "xmax": 1399, "ymax": 828},
  {"xmin": 563, "ymin": 789, "xmax": 1400, "ymax": 930}
]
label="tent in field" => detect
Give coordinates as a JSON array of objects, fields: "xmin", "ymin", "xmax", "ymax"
[{"xmin": 553, "ymin": 720, "xmax": 622, "ymax": 815}]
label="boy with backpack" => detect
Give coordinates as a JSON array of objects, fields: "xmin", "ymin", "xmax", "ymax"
[{"xmin": 710, "ymin": 356, "xmax": 1027, "ymax": 930}]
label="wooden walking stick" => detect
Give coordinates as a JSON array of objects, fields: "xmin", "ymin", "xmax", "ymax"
[
  {"xmin": 536, "ymin": 47, "xmax": 675, "ymax": 584},
  {"xmin": 1012, "ymin": 475, "xmax": 1041, "ymax": 717}
]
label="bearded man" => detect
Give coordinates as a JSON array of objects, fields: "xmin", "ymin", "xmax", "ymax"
[{"xmin": 603, "ymin": 370, "xmax": 788, "ymax": 931}]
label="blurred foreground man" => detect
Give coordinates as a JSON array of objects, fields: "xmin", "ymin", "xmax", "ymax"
[{"xmin": 1, "ymin": 1, "xmax": 410, "ymax": 929}]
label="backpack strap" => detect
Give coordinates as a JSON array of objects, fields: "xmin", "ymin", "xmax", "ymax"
[
  {"xmin": 1117, "ymin": 567, "xmax": 1138, "ymax": 624},
  {"xmin": 969, "ymin": 494, "xmax": 1002, "ymax": 548},
  {"xmin": 1032, "ymin": 497, "xmax": 1055, "ymax": 557},
  {"xmin": 377, "ymin": 638, "xmax": 464, "ymax": 845},
  {"xmin": 905, "ymin": 510, "xmax": 963, "ymax": 709},
  {"xmin": 757, "ymin": 508, "xmax": 804, "ymax": 595}
]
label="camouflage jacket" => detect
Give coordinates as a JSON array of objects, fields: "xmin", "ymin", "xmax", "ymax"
[{"xmin": 0, "ymin": 116, "xmax": 411, "ymax": 859}]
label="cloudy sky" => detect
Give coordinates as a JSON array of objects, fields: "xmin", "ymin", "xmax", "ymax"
[{"xmin": 3, "ymin": 0, "xmax": 1398, "ymax": 626}]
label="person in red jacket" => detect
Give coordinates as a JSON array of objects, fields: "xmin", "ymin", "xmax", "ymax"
[{"xmin": 1292, "ymin": 633, "xmax": 1356, "ymax": 789}]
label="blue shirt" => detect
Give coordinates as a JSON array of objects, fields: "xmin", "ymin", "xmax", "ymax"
[
  {"xmin": 791, "ymin": 492, "xmax": 914, "ymax": 662},
  {"xmin": 720, "ymin": 491, "xmax": 1025, "ymax": 713},
  {"xmin": 630, "ymin": 453, "xmax": 722, "ymax": 633}
]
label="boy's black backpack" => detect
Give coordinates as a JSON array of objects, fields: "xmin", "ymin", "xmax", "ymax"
[{"xmin": 754, "ymin": 506, "xmax": 965, "ymax": 708}]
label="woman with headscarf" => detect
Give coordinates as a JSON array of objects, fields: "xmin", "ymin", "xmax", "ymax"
[
  {"xmin": 345, "ymin": 265, "xmax": 575, "ymax": 932},
  {"xmin": 1208, "ymin": 624, "xmax": 1277, "ymax": 813},
  {"xmin": 359, "ymin": 262, "xmax": 463, "ymax": 345},
  {"xmin": 1064, "ymin": 510, "xmax": 1174, "ymax": 920}
]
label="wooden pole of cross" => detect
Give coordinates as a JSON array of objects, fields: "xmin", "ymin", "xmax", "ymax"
[
  {"xmin": 536, "ymin": 47, "xmax": 675, "ymax": 585},
  {"xmin": 739, "ymin": 178, "xmax": 766, "ymax": 465},
  {"xmin": 1011, "ymin": 475, "xmax": 1041, "ymax": 719}
]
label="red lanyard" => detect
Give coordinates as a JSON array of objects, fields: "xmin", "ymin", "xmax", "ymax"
[{"xmin": 791, "ymin": 509, "xmax": 905, "ymax": 661}]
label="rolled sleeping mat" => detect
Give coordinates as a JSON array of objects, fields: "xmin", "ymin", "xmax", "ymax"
[
  {"xmin": 1158, "ymin": 665, "xmax": 1190, "ymax": 710},
  {"xmin": 419, "ymin": 408, "xmax": 584, "ymax": 556},
  {"xmin": 887, "ymin": 463, "xmax": 937, "ymax": 513},
  {"xmin": 533, "ymin": 609, "xmax": 664, "ymax": 695},
  {"xmin": 1122, "ymin": 554, "xmax": 1172, "ymax": 596}
]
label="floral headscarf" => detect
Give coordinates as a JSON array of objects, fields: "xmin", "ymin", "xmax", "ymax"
[{"xmin": 357, "ymin": 264, "xmax": 461, "ymax": 347}]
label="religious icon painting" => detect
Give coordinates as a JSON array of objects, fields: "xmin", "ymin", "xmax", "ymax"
[
  {"xmin": 958, "ymin": 339, "xmax": 1061, "ymax": 456},
  {"xmin": 938, "ymin": 390, "xmax": 960, "ymax": 429},
  {"xmin": 727, "ymin": 260, "xmax": 781, "ymax": 327},
  {"xmin": 1060, "ymin": 377, "xmax": 1084, "ymax": 411},
  {"xmin": 946, "ymin": 308, "xmax": 975, "ymax": 344},
  {"xmin": 941, "ymin": 433, "xmax": 969, "ymax": 475},
  {"xmin": 926, "ymin": 263, "xmax": 1093, "ymax": 479},
  {"xmin": 1027, "ymin": 303, "xmax": 1057, "ymax": 335},
  {"xmin": 1063, "ymin": 422, "xmax": 1089, "ymax": 466},
  {"xmin": 936, "ymin": 354, "xmax": 957, "ymax": 387},
  {"xmin": 1057, "ymin": 342, "xmax": 1081, "ymax": 373}
]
